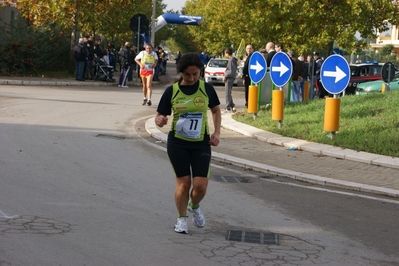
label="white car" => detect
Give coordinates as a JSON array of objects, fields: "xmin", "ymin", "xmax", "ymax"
[{"xmin": 204, "ymin": 58, "xmax": 238, "ymax": 85}]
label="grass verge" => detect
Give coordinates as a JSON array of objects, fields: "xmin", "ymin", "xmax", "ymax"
[{"xmin": 232, "ymin": 91, "xmax": 399, "ymax": 157}]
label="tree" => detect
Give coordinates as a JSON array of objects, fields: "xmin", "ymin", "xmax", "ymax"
[{"xmin": 181, "ymin": 0, "xmax": 399, "ymax": 57}]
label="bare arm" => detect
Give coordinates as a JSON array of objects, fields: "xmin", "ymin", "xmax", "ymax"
[{"xmin": 209, "ymin": 105, "xmax": 221, "ymax": 146}]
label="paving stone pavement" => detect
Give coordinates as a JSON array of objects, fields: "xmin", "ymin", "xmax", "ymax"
[{"xmin": 146, "ymin": 113, "xmax": 399, "ymax": 198}]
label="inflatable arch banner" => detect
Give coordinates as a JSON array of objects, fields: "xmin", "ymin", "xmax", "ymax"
[{"xmin": 154, "ymin": 13, "xmax": 203, "ymax": 32}]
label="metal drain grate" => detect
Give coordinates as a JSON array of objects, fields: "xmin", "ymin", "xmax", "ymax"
[
  {"xmin": 226, "ymin": 230, "xmax": 279, "ymax": 245},
  {"xmin": 212, "ymin": 175, "xmax": 249, "ymax": 183},
  {"xmin": 96, "ymin": 134, "xmax": 126, "ymax": 140}
]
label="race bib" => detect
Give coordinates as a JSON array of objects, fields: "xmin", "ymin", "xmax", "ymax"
[
  {"xmin": 175, "ymin": 112, "xmax": 203, "ymax": 139},
  {"xmin": 144, "ymin": 63, "xmax": 153, "ymax": 70}
]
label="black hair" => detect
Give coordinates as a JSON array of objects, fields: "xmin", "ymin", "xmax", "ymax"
[
  {"xmin": 276, "ymin": 42, "xmax": 284, "ymax": 50},
  {"xmin": 176, "ymin": 53, "xmax": 204, "ymax": 83},
  {"xmin": 177, "ymin": 52, "xmax": 203, "ymax": 73},
  {"xmin": 225, "ymin": 47, "xmax": 233, "ymax": 55}
]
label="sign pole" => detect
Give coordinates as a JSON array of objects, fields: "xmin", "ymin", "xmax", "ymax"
[
  {"xmin": 248, "ymin": 51, "xmax": 267, "ymax": 118},
  {"xmin": 137, "ymin": 17, "xmax": 141, "ymax": 48},
  {"xmin": 150, "ymin": 0, "xmax": 156, "ymax": 46},
  {"xmin": 320, "ymin": 54, "xmax": 350, "ymax": 139},
  {"xmin": 269, "ymin": 52, "xmax": 293, "ymax": 129}
]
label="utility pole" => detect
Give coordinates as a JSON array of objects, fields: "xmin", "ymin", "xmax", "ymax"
[{"xmin": 151, "ymin": 0, "xmax": 156, "ymax": 47}]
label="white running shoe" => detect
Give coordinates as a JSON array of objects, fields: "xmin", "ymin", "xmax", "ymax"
[
  {"xmin": 188, "ymin": 206, "xmax": 205, "ymax": 228},
  {"xmin": 174, "ymin": 217, "xmax": 188, "ymax": 234}
]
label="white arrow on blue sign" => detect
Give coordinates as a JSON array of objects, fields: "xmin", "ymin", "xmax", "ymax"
[
  {"xmin": 248, "ymin": 51, "xmax": 267, "ymax": 84},
  {"xmin": 320, "ymin": 54, "xmax": 350, "ymax": 94},
  {"xmin": 270, "ymin": 52, "xmax": 293, "ymax": 87}
]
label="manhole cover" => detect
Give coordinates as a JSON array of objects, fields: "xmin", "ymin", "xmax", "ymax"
[
  {"xmin": 0, "ymin": 215, "xmax": 72, "ymax": 235},
  {"xmin": 212, "ymin": 175, "xmax": 249, "ymax": 183},
  {"xmin": 226, "ymin": 230, "xmax": 279, "ymax": 245}
]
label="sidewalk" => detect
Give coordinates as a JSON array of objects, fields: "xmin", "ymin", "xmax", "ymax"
[
  {"xmin": 145, "ymin": 114, "xmax": 399, "ymax": 198},
  {"xmin": 2, "ymin": 71, "xmax": 399, "ymax": 198},
  {"xmin": 0, "ymin": 74, "xmax": 170, "ymax": 87}
]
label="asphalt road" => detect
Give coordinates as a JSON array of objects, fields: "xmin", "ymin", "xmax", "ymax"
[{"xmin": 0, "ymin": 81, "xmax": 399, "ymax": 265}]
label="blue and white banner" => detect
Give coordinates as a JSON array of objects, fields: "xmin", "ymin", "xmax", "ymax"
[{"xmin": 154, "ymin": 13, "xmax": 203, "ymax": 32}]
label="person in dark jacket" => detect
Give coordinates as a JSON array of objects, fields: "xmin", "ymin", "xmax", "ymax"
[
  {"xmin": 265, "ymin": 42, "xmax": 276, "ymax": 66},
  {"xmin": 118, "ymin": 42, "xmax": 131, "ymax": 88},
  {"xmin": 222, "ymin": 47, "xmax": 238, "ymax": 112},
  {"xmin": 73, "ymin": 38, "xmax": 88, "ymax": 81},
  {"xmin": 84, "ymin": 35, "xmax": 94, "ymax": 80},
  {"xmin": 127, "ymin": 45, "xmax": 137, "ymax": 83},
  {"xmin": 241, "ymin": 44, "xmax": 254, "ymax": 107},
  {"xmin": 287, "ymin": 50, "xmax": 303, "ymax": 102},
  {"xmin": 93, "ymin": 38, "xmax": 104, "ymax": 58}
]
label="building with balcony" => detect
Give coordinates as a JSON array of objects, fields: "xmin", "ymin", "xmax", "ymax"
[{"xmin": 370, "ymin": 23, "xmax": 399, "ymax": 56}]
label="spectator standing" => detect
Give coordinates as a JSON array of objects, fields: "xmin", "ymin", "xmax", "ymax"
[
  {"xmin": 313, "ymin": 52, "xmax": 326, "ymax": 98},
  {"xmin": 175, "ymin": 51, "xmax": 181, "ymax": 64},
  {"xmin": 73, "ymin": 37, "xmax": 87, "ymax": 81},
  {"xmin": 265, "ymin": 42, "xmax": 276, "ymax": 66},
  {"xmin": 127, "ymin": 45, "xmax": 137, "ymax": 84},
  {"xmin": 118, "ymin": 42, "xmax": 131, "ymax": 88},
  {"xmin": 159, "ymin": 48, "xmax": 166, "ymax": 75},
  {"xmin": 307, "ymin": 54, "xmax": 316, "ymax": 99},
  {"xmin": 199, "ymin": 50, "xmax": 209, "ymax": 78},
  {"xmin": 241, "ymin": 44, "xmax": 254, "ymax": 107},
  {"xmin": 222, "ymin": 47, "xmax": 237, "ymax": 112},
  {"xmin": 93, "ymin": 38, "xmax": 103, "ymax": 78},
  {"xmin": 155, "ymin": 52, "xmax": 221, "ymax": 234},
  {"xmin": 107, "ymin": 43, "xmax": 116, "ymax": 71},
  {"xmin": 84, "ymin": 35, "xmax": 94, "ymax": 80},
  {"xmin": 260, "ymin": 49, "xmax": 267, "ymax": 58},
  {"xmin": 275, "ymin": 43, "xmax": 284, "ymax": 53},
  {"xmin": 287, "ymin": 50, "xmax": 303, "ymax": 103},
  {"xmin": 135, "ymin": 43, "xmax": 158, "ymax": 106},
  {"xmin": 162, "ymin": 50, "xmax": 168, "ymax": 74},
  {"xmin": 299, "ymin": 55, "xmax": 307, "ymax": 101},
  {"xmin": 175, "ymin": 51, "xmax": 182, "ymax": 73},
  {"xmin": 93, "ymin": 38, "xmax": 104, "ymax": 58},
  {"xmin": 153, "ymin": 46, "xmax": 162, "ymax": 81}
]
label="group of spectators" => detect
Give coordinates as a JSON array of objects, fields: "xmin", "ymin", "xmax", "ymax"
[
  {"xmin": 241, "ymin": 42, "xmax": 326, "ymax": 106},
  {"xmin": 73, "ymin": 35, "xmax": 118, "ymax": 82},
  {"xmin": 73, "ymin": 35, "xmax": 171, "ymax": 87}
]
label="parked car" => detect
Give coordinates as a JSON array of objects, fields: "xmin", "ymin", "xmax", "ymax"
[
  {"xmin": 346, "ymin": 61, "xmax": 383, "ymax": 95},
  {"xmin": 204, "ymin": 58, "xmax": 238, "ymax": 86},
  {"xmin": 356, "ymin": 73, "xmax": 399, "ymax": 95}
]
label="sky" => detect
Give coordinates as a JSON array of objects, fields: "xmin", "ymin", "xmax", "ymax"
[{"xmin": 163, "ymin": 0, "xmax": 186, "ymax": 11}]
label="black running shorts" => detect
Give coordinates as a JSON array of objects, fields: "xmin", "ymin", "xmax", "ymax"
[{"xmin": 167, "ymin": 145, "xmax": 211, "ymax": 178}]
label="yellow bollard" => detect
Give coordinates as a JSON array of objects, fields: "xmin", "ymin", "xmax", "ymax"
[
  {"xmin": 248, "ymin": 85, "xmax": 258, "ymax": 113},
  {"xmin": 303, "ymin": 81, "xmax": 309, "ymax": 101},
  {"xmin": 382, "ymin": 83, "xmax": 390, "ymax": 93},
  {"xmin": 323, "ymin": 97, "xmax": 340, "ymax": 132},
  {"xmin": 272, "ymin": 90, "xmax": 284, "ymax": 121}
]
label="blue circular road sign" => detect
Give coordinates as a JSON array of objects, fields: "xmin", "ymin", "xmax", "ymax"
[
  {"xmin": 320, "ymin": 54, "xmax": 350, "ymax": 94},
  {"xmin": 270, "ymin": 52, "xmax": 293, "ymax": 87},
  {"xmin": 248, "ymin": 51, "xmax": 267, "ymax": 84}
]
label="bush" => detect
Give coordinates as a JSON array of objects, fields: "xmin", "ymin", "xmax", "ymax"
[{"xmin": 0, "ymin": 16, "xmax": 70, "ymax": 75}]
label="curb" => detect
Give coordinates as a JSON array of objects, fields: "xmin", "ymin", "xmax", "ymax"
[
  {"xmin": 0, "ymin": 79, "xmax": 163, "ymax": 87},
  {"xmin": 144, "ymin": 117, "xmax": 399, "ymax": 198}
]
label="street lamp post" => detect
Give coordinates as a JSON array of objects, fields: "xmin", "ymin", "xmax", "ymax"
[{"xmin": 151, "ymin": 0, "xmax": 156, "ymax": 46}]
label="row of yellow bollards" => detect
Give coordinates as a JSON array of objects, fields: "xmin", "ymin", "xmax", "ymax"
[{"xmin": 247, "ymin": 85, "xmax": 340, "ymax": 133}]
